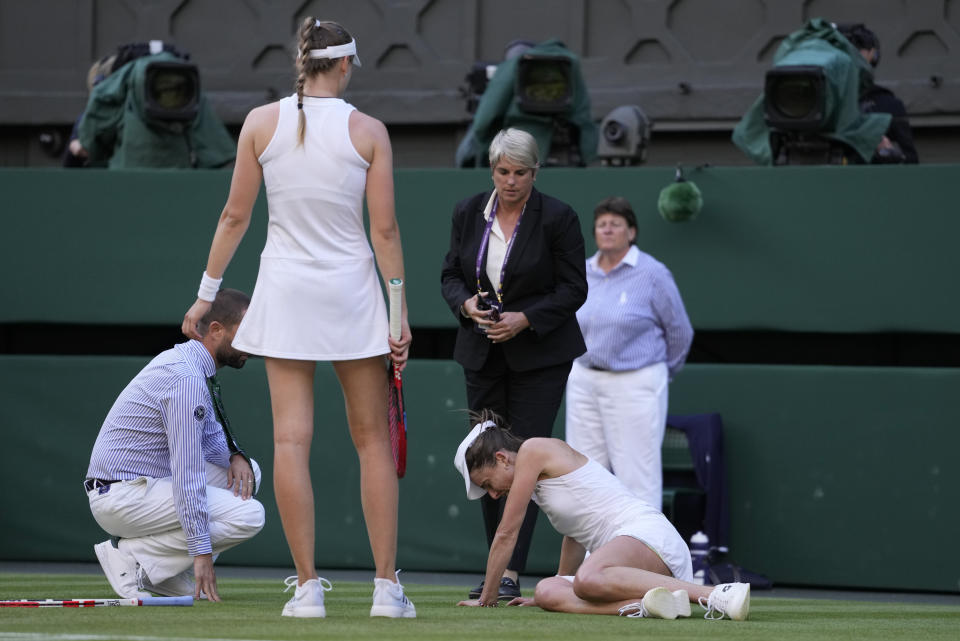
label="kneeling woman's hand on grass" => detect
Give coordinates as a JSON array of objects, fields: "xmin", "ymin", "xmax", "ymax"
[{"xmin": 456, "ymin": 597, "xmax": 536, "ymax": 607}]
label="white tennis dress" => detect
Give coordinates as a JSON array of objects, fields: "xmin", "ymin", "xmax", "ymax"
[
  {"xmin": 533, "ymin": 459, "xmax": 694, "ymax": 581},
  {"xmin": 232, "ymin": 94, "xmax": 389, "ymax": 360}
]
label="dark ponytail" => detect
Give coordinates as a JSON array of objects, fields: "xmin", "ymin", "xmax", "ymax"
[{"xmin": 463, "ymin": 409, "xmax": 525, "ymax": 473}]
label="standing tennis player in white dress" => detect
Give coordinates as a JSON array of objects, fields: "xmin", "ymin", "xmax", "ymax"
[{"xmin": 182, "ymin": 18, "xmax": 415, "ymax": 619}]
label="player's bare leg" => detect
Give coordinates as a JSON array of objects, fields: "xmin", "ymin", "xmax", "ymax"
[
  {"xmin": 265, "ymin": 357, "xmax": 319, "ymax": 585},
  {"xmin": 333, "ymin": 356, "xmax": 398, "ymax": 581},
  {"xmin": 535, "ymin": 536, "xmax": 713, "ymax": 614},
  {"xmin": 534, "ymin": 576, "xmax": 636, "ymax": 614},
  {"xmin": 576, "ymin": 537, "xmax": 713, "ymax": 602}
]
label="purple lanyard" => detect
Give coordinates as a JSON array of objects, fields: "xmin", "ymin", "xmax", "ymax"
[{"xmin": 475, "ymin": 194, "xmax": 526, "ymax": 305}]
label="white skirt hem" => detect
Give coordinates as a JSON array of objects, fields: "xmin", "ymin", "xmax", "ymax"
[{"xmin": 230, "ymin": 342, "xmax": 389, "ymax": 362}]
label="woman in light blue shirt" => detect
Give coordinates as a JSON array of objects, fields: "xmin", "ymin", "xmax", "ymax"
[{"xmin": 565, "ymin": 196, "xmax": 693, "ymax": 509}]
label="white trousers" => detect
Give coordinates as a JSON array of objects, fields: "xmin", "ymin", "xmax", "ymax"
[
  {"xmin": 564, "ymin": 361, "xmax": 668, "ymax": 510},
  {"xmin": 87, "ymin": 461, "xmax": 265, "ymax": 584}
]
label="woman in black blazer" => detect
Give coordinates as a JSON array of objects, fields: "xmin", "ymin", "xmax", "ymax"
[{"xmin": 441, "ymin": 128, "xmax": 588, "ymax": 601}]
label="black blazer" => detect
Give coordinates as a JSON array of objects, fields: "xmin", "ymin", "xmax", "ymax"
[{"xmin": 440, "ymin": 187, "xmax": 588, "ymax": 372}]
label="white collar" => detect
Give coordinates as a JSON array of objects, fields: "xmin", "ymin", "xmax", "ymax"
[
  {"xmin": 588, "ymin": 244, "xmax": 639, "ymax": 271},
  {"xmin": 184, "ymin": 339, "xmax": 217, "ymax": 377},
  {"xmin": 482, "ymin": 191, "xmax": 497, "ymax": 222}
]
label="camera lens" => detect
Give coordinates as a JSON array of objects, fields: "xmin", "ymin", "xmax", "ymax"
[
  {"xmin": 771, "ymin": 76, "xmax": 818, "ymax": 119},
  {"xmin": 603, "ymin": 120, "xmax": 625, "ymax": 143},
  {"xmin": 149, "ymin": 70, "xmax": 195, "ymax": 110},
  {"xmin": 143, "ymin": 62, "xmax": 200, "ymax": 122}
]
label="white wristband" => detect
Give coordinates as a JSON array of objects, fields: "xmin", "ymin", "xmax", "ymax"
[{"xmin": 197, "ymin": 271, "xmax": 222, "ymax": 302}]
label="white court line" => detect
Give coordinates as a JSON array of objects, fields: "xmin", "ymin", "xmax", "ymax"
[{"xmin": 0, "ymin": 634, "xmax": 279, "ymax": 641}]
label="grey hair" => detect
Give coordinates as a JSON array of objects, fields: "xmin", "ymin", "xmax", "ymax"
[{"xmin": 488, "ymin": 128, "xmax": 540, "ymax": 170}]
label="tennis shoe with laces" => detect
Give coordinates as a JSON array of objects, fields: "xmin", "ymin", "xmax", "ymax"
[
  {"xmin": 370, "ymin": 570, "xmax": 416, "ymax": 618},
  {"xmin": 617, "ymin": 587, "xmax": 691, "ymax": 619},
  {"xmin": 281, "ymin": 576, "xmax": 332, "ymax": 618},
  {"xmin": 700, "ymin": 582, "xmax": 750, "ymax": 621}
]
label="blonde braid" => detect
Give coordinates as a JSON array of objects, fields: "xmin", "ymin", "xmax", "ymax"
[
  {"xmin": 294, "ymin": 17, "xmax": 316, "ymax": 147},
  {"xmin": 293, "ymin": 17, "xmax": 353, "ymax": 147},
  {"xmin": 295, "ymin": 45, "xmax": 308, "ymax": 146}
]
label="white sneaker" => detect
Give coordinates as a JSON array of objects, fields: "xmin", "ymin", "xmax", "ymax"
[
  {"xmin": 370, "ymin": 570, "xmax": 416, "ymax": 618},
  {"xmin": 617, "ymin": 587, "xmax": 691, "ymax": 619},
  {"xmin": 281, "ymin": 576, "xmax": 332, "ymax": 618},
  {"xmin": 672, "ymin": 590, "xmax": 692, "ymax": 617},
  {"xmin": 93, "ymin": 540, "xmax": 150, "ymax": 599},
  {"xmin": 700, "ymin": 582, "xmax": 750, "ymax": 621}
]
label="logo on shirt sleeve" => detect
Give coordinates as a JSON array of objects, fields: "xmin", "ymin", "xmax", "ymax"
[{"xmin": 194, "ymin": 405, "xmax": 206, "ymax": 421}]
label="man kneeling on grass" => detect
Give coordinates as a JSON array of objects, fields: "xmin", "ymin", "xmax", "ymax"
[
  {"xmin": 84, "ymin": 288, "xmax": 264, "ymax": 602},
  {"xmin": 454, "ymin": 410, "xmax": 750, "ymax": 620}
]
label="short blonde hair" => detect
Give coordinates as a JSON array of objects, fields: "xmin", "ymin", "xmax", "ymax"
[{"xmin": 488, "ymin": 128, "xmax": 540, "ymax": 169}]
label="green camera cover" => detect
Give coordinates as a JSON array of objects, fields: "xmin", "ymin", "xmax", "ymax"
[{"xmin": 732, "ymin": 18, "xmax": 891, "ymax": 165}]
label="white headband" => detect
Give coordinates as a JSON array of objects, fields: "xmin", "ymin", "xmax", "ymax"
[
  {"xmin": 305, "ymin": 38, "xmax": 361, "ymax": 67},
  {"xmin": 454, "ymin": 420, "xmax": 496, "ymax": 500}
]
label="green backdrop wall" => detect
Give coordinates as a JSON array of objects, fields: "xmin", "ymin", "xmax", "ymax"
[
  {"xmin": 3, "ymin": 164, "xmax": 958, "ymax": 332},
  {"xmin": 1, "ymin": 357, "xmax": 957, "ymax": 592},
  {"xmin": 1, "ymin": 166, "xmax": 958, "ymax": 593}
]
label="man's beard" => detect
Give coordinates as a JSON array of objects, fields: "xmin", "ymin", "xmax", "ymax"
[{"xmin": 217, "ymin": 345, "xmax": 248, "ymax": 369}]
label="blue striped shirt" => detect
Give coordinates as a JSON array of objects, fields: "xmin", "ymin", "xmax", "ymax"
[
  {"xmin": 86, "ymin": 340, "xmax": 232, "ymax": 556},
  {"xmin": 576, "ymin": 246, "xmax": 693, "ymax": 377}
]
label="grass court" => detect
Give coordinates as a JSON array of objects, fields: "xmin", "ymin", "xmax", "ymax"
[{"xmin": 2, "ymin": 572, "xmax": 959, "ymax": 641}]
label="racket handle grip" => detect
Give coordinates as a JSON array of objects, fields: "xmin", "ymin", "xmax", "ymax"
[
  {"xmin": 388, "ymin": 278, "xmax": 403, "ymax": 341},
  {"xmin": 140, "ymin": 596, "xmax": 194, "ymax": 606}
]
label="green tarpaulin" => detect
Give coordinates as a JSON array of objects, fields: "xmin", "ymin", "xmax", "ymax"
[
  {"xmin": 733, "ymin": 18, "xmax": 890, "ymax": 165},
  {"xmin": 455, "ymin": 39, "xmax": 598, "ymax": 167},
  {"xmin": 78, "ymin": 51, "xmax": 235, "ymax": 169}
]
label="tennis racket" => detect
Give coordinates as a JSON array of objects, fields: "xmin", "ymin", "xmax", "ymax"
[
  {"xmin": 1, "ymin": 596, "xmax": 193, "ymax": 607},
  {"xmin": 388, "ymin": 278, "xmax": 407, "ymax": 478}
]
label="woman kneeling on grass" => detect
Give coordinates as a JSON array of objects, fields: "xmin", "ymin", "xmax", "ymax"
[{"xmin": 454, "ymin": 410, "xmax": 750, "ymax": 620}]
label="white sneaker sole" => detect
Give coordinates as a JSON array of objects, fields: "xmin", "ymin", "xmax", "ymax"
[
  {"xmin": 673, "ymin": 590, "xmax": 692, "ymax": 617},
  {"xmin": 641, "ymin": 587, "xmax": 690, "ymax": 619},
  {"xmin": 728, "ymin": 585, "xmax": 750, "ymax": 621},
  {"xmin": 370, "ymin": 604, "xmax": 417, "ymax": 618},
  {"xmin": 282, "ymin": 604, "xmax": 326, "ymax": 618}
]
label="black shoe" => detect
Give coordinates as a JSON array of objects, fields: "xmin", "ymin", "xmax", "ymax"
[
  {"xmin": 468, "ymin": 578, "xmax": 522, "ymax": 601},
  {"xmin": 497, "ymin": 577, "xmax": 521, "ymax": 601},
  {"xmin": 467, "ymin": 580, "xmax": 484, "ymax": 600}
]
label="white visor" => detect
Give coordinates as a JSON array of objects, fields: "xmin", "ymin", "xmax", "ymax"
[
  {"xmin": 453, "ymin": 420, "xmax": 496, "ymax": 500},
  {"xmin": 307, "ymin": 38, "xmax": 361, "ymax": 67}
]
